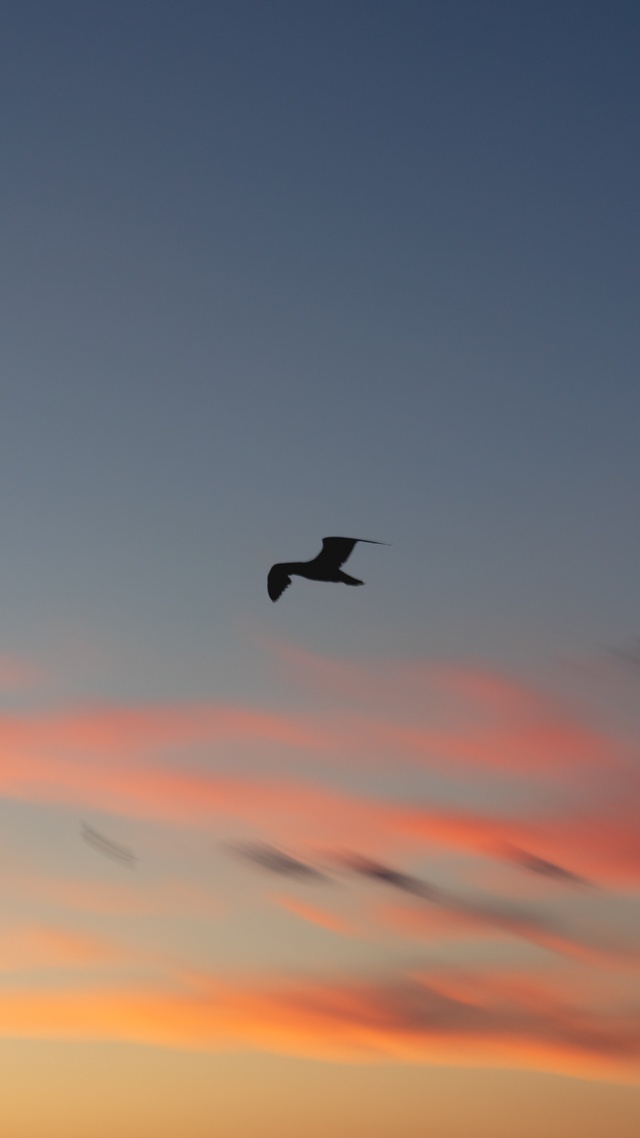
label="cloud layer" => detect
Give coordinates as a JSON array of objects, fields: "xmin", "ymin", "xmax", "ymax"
[
  {"xmin": 1, "ymin": 643, "xmax": 639, "ymax": 1081},
  {"xmin": 0, "ymin": 966, "xmax": 638, "ymax": 1082}
]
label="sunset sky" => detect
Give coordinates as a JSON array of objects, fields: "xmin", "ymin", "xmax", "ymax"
[{"xmin": 2, "ymin": 2, "xmax": 640, "ymax": 1135}]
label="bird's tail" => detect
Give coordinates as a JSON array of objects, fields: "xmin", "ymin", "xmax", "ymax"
[{"xmin": 338, "ymin": 572, "xmax": 364, "ymax": 586}]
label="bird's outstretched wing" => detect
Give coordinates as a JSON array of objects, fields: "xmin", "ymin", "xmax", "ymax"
[
  {"xmin": 314, "ymin": 536, "xmax": 385, "ymax": 570},
  {"xmin": 268, "ymin": 564, "xmax": 292, "ymax": 602}
]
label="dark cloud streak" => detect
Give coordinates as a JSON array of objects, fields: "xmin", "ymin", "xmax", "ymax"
[
  {"xmin": 337, "ymin": 851, "xmax": 619, "ymax": 960},
  {"xmin": 81, "ymin": 822, "xmax": 137, "ymax": 868},
  {"xmin": 501, "ymin": 843, "xmax": 593, "ymax": 887},
  {"xmin": 230, "ymin": 842, "xmax": 329, "ymax": 881}
]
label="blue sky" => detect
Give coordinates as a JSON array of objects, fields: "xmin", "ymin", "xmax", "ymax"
[
  {"xmin": 3, "ymin": 1, "xmax": 639, "ymax": 678},
  {"xmin": 1, "ymin": 4, "xmax": 640, "ymax": 1134}
]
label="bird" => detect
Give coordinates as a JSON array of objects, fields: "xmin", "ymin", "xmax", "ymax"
[{"xmin": 267, "ymin": 536, "xmax": 388, "ymax": 602}]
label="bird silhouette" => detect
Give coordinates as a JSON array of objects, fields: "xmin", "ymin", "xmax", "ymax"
[{"xmin": 268, "ymin": 536, "xmax": 387, "ymax": 602}]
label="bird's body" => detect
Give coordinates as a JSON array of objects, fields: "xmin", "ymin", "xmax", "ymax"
[{"xmin": 268, "ymin": 536, "xmax": 387, "ymax": 602}]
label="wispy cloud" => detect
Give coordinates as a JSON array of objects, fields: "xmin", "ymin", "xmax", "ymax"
[
  {"xmin": 339, "ymin": 854, "xmax": 636, "ymax": 962},
  {"xmin": 269, "ymin": 639, "xmax": 630, "ymax": 773},
  {"xmin": 0, "ymin": 869, "xmax": 223, "ymax": 918},
  {"xmin": 499, "ymin": 844, "xmax": 593, "ymax": 886},
  {"xmin": 1, "ymin": 641, "xmax": 638, "ymax": 1087},
  {"xmin": 0, "ymin": 967, "xmax": 638, "ymax": 1081},
  {"xmin": 230, "ymin": 841, "xmax": 329, "ymax": 880},
  {"xmin": 0, "ymin": 923, "xmax": 121, "ymax": 972},
  {"xmin": 269, "ymin": 894, "xmax": 354, "ymax": 935},
  {"xmin": 0, "ymin": 689, "xmax": 638, "ymax": 884}
]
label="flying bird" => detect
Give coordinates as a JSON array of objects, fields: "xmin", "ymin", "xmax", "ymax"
[{"xmin": 268, "ymin": 536, "xmax": 388, "ymax": 602}]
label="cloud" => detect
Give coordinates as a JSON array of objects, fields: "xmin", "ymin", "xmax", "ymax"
[
  {"xmin": 0, "ymin": 870, "xmax": 223, "ymax": 918},
  {"xmin": 499, "ymin": 844, "xmax": 593, "ymax": 886},
  {"xmin": 0, "ymin": 645, "xmax": 638, "ymax": 1033},
  {"xmin": 0, "ymin": 923, "xmax": 120, "ymax": 972},
  {"xmin": 269, "ymin": 639, "xmax": 629, "ymax": 773},
  {"xmin": 0, "ymin": 694, "xmax": 638, "ymax": 885},
  {"xmin": 0, "ymin": 967, "xmax": 638, "ymax": 1081},
  {"xmin": 270, "ymin": 894, "xmax": 354, "ymax": 935},
  {"xmin": 230, "ymin": 842, "xmax": 329, "ymax": 880},
  {"xmin": 0, "ymin": 701, "xmax": 321, "ymax": 764},
  {"xmin": 374, "ymin": 900, "xmax": 496, "ymax": 943},
  {"xmin": 391, "ymin": 798, "xmax": 640, "ymax": 886},
  {"xmin": 0, "ymin": 643, "xmax": 638, "ymax": 1081},
  {"xmin": 338, "ymin": 854, "xmax": 634, "ymax": 962}
]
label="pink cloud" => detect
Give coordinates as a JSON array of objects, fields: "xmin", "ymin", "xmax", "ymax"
[
  {"xmin": 0, "ymin": 695, "xmax": 638, "ymax": 886},
  {"xmin": 393, "ymin": 798, "xmax": 640, "ymax": 885},
  {"xmin": 0, "ymin": 923, "xmax": 120, "ymax": 971},
  {"xmin": 2, "ymin": 641, "xmax": 638, "ymax": 1085},
  {"xmin": 268, "ymin": 638, "xmax": 631, "ymax": 773},
  {"xmin": 0, "ymin": 702, "xmax": 320, "ymax": 760}
]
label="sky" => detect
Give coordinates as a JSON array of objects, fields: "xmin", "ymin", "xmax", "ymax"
[{"xmin": 1, "ymin": 1, "xmax": 640, "ymax": 1134}]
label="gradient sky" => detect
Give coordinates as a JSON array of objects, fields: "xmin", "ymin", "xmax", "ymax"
[{"xmin": 2, "ymin": 2, "xmax": 640, "ymax": 1135}]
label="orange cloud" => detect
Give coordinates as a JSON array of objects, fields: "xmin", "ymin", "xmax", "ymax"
[
  {"xmin": 0, "ymin": 968, "xmax": 638, "ymax": 1082},
  {"xmin": 270, "ymin": 893, "xmax": 355, "ymax": 935},
  {"xmin": 411, "ymin": 962, "xmax": 619, "ymax": 1012}
]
